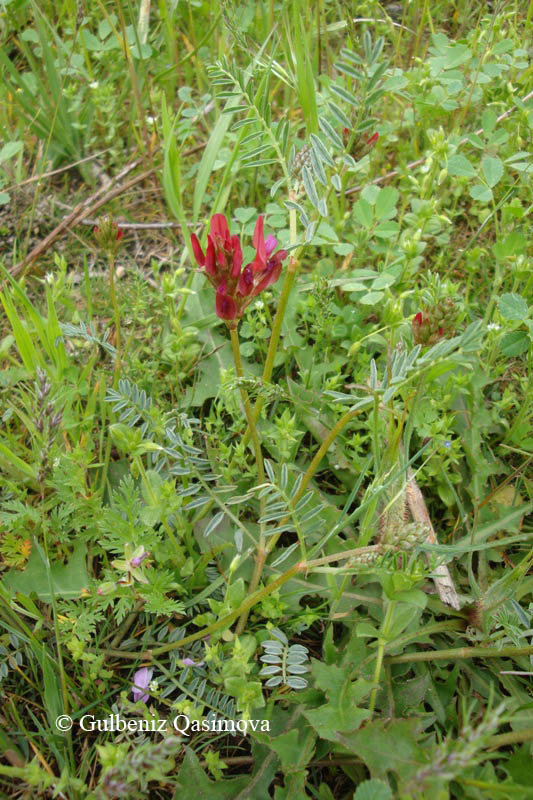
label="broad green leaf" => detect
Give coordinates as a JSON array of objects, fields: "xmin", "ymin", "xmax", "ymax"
[
  {"xmin": 3, "ymin": 541, "xmax": 90, "ymax": 601},
  {"xmin": 481, "ymin": 109, "xmax": 497, "ymax": 134},
  {"xmin": 360, "ymin": 291, "xmax": 384, "ymax": 305},
  {"xmin": 374, "ymin": 221, "xmax": 399, "ymax": 239},
  {"xmin": 469, "ymin": 183, "xmax": 493, "ymax": 203},
  {"xmin": 375, "ymin": 187, "xmax": 398, "ymax": 220},
  {"xmin": 336, "ymin": 717, "xmax": 431, "ymax": 781},
  {"xmin": 493, "ymin": 232, "xmax": 527, "ymax": 259},
  {"xmin": 353, "ymin": 779, "xmax": 392, "ymax": 800},
  {"xmin": 361, "ymin": 185, "xmax": 381, "ymax": 205},
  {"xmin": 304, "ymin": 683, "xmax": 372, "ymax": 740},
  {"xmin": 498, "ymin": 293, "xmax": 529, "ymax": 321},
  {"xmin": 0, "ymin": 141, "xmax": 23, "ymax": 163},
  {"xmin": 0, "ymin": 440, "xmax": 36, "ymax": 481},
  {"xmin": 173, "ymin": 747, "xmax": 251, "ymax": 799},
  {"xmin": 447, "ymin": 154, "xmax": 476, "ymax": 177},
  {"xmin": 193, "ymin": 102, "xmax": 235, "ymax": 221},
  {"xmin": 372, "ymin": 273, "xmax": 396, "ymax": 290},
  {"xmin": 500, "ymin": 331, "xmax": 529, "ymax": 357},
  {"xmin": 482, "ymin": 155, "xmax": 504, "ymax": 187},
  {"xmin": 353, "ymin": 198, "xmax": 373, "ymax": 229}
]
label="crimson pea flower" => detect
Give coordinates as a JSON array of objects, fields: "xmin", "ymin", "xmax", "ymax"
[{"xmin": 191, "ymin": 214, "xmax": 287, "ymax": 323}]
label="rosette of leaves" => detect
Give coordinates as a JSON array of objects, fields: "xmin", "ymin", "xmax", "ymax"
[{"xmin": 259, "ymin": 628, "xmax": 309, "ymax": 689}]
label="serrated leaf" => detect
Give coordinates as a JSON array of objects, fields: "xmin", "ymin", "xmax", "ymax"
[
  {"xmin": 498, "ymin": 293, "xmax": 529, "ymax": 321},
  {"xmin": 447, "ymin": 153, "xmax": 477, "ymax": 178},
  {"xmin": 469, "ymin": 183, "xmax": 493, "ymax": 203},
  {"xmin": 354, "ymin": 779, "xmax": 392, "ymax": 800},
  {"xmin": 360, "ymin": 291, "xmax": 385, "ymax": 305},
  {"xmin": 499, "ymin": 331, "xmax": 529, "ymax": 357},
  {"xmin": 374, "ymin": 187, "xmax": 398, "ymax": 220},
  {"xmin": 353, "ymin": 198, "xmax": 373, "ymax": 229}
]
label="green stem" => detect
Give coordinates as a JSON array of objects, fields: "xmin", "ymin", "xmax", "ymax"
[
  {"xmin": 265, "ymin": 403, "xmax": 372, "ymax": 558},
  {"xmin": 388, "ymin": 644, "xmax": 533, "ymax": 664},
  {"xmin": 134, "ymin": 455, "xmax": 182, "ymax": 562},
  {"xmin": 369, "ymin": 599, "xmax": 395, "ymax": 714},
  {"xmin": 487, "ymin": 728, "xmax": 533, "ymax": 749},
  {"xmin": 242, "ymin": 204, "xmax": 300, "ymax": 445},
  {"xmin": 108, "ymin": 254, "xmax": 121, "ymax": 383},
  {"xmin": 103, "ymin": 562, "xmax": 304, "ymax": 659},
  {"xmin": 229, "ymin": 326, "xmax": 267, "ymax": 634}
]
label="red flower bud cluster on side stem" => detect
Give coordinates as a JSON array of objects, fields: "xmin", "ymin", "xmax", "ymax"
[
  {"xmin": 191, "ymin": 214, "xmax": 287, "ymax": 323},
  {"xmin": 412, "ymin": 299, "xmax": 457, "ymax": 346},
  {"xmin": 93, "ymin": 216, "xmax": 124, "ymax": 253},
  {"xmin": 342, "ymin": 129, "xmax": 379, "ymax": 156}
]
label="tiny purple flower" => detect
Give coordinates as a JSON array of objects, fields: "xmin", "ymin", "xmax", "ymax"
[
  {"xmin": 182, "ymin": 657, "xmax": 205, "ymax": 668},
  {"xmin": 131, "ymin": 551, "xmax": 149, "ymax": 568},
  {"xmin": 132, "ymin": 667, "xmax": 153, "ymax": 703}
]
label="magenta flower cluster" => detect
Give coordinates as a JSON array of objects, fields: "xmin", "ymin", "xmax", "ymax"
[{"xmin": 191, "ymin": 214, "xmax": 287, "ymax": 322}]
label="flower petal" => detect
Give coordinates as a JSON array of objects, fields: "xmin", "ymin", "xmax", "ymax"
[
  {"xmin": 231, "ymin": 235, "xmax": 243, "ymax": 277},
  {"xmin": 132, "ymin": 667, "xmax": 153, "ymax": 702},
  {"xmin": 264, "ymin": 234, "xmax": 277, "ymax": 256},
  {"xmin": 238, "ymin": 264, "xmax": 254, "ymax": 296},
  {"xmin": 253, "ymin": 261, "xmax": 282, "ymax": 295},
  {"xmin": 216, "ymin": 286, "xmax": 237, "ymax": 320},
  {"xmin": 190, "ymin": 234, "xmax": 205, "ymax": 266},
  {"xmin": 210, "ymin": 214, "xmax": 230, "ymax": 242},
  {"xmin": 253, "ymin": 215, "xmax": 266, "ymax": 266},
  {"xmin": 205, "ymin": 238, "xmax": 217, "ymax": 276}
]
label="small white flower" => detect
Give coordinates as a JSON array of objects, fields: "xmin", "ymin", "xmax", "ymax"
[
  {"xmin": 45, "ymin": 272, "xmax": 55, "ymax": 284},
  {"xmin": 149, "ymin": 680, "xmax": 159, "ymax": 692},
  {"xmin": 487, "ymin": 323, "xmax": 501, "ymax": 331},
  {"xmin": 89, "ymin": 81, "xmax": 99, "ymax": 89},
  {"xmin": 255, "ymin": 300, "xmax": 264, "ymax": 309},
  {"xmin": 146, "ymin": 116, "xmax": 156, "ymax": 125}
]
